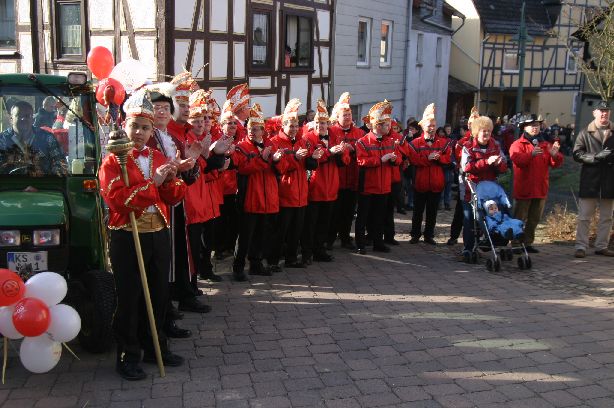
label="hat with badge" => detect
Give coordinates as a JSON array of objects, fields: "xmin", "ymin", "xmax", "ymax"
[
  {"xmin": 314, "ymin": 100, "xmax": 330, "ymax": 122},
  {"xmin": 595, "ymin": 100, "xmax": 611, "ymax": 111},
  {"xmin": 369, "ymin": 99, "xmax": 393, "ymax": 125},
  {"xmin": 282, "ymin": 98, "xmax": 302, "ymax": 125},
  {"xmin": 247, "ymin": 103, "xmax": 265, "ymax": 129},
  {"xmin": 516, "ymin": 113, "xmax": 543, "ymax": 129},
  {"xmin": 171, "ymin": 70, "xmax": 199, "ymax": 104},
  {"xmin": 226, "ymin": 84, "xmax": 250, "ymax": 114},
  {"xmin": 124, "ymin": 89, "xmax": 155, "ymax": 123}
]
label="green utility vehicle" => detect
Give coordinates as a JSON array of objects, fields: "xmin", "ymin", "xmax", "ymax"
[{"xmin": 0, "ymin": 72, "xmax": 115, "ymax": 353}]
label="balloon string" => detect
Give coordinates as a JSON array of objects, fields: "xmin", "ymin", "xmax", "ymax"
[
  {"xmin": 2, "ymin": 337, "xmax": 7, "ymax": 385},
  {"xmin": 62, "ymin": 343, "xmax": 80, "ymax": 361}
]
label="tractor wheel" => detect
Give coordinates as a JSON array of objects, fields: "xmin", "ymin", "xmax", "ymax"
[{"xmin": 75, "ymin": 270, "xmax": 116, "ymax": 353}]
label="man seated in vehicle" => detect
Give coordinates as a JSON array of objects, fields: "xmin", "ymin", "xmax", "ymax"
[
  {"xmin": 33, "ymin": 96, "xmax": 58, "ymax": 128},
  {"xmin": 0, "ymin": 100, "xmax": 68, "ymax": 176}
]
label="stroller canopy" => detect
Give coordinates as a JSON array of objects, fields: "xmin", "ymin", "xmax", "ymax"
[{"xmin": 475, "ymin": 181, "xmax": 511, "ymax": 210}]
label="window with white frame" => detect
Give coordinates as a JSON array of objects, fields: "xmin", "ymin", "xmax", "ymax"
[
  {"xmin": 0, "ymin": 0, "xmax": 16, "ymax": 48},
  {"xmin": 566, "ymin": 49, "xmax": 580, "ymax": 74},
  {"xmin": 380, "ymin": 20, "xmax": 392, "ymax": 66},
  {"xmin": 357, "ymin": 17, "xmax": 371, "ymax": 66},
  {"xmin": 503, "ymin": 51, "xmax": 519, "ymax": 73},
  {"xmin": 435, "ymin": 37, "xmax": 442, "ymax": 67},
  {"xmin": 416, "ymin": 33, "xmax": 423, "ymax": 65}
]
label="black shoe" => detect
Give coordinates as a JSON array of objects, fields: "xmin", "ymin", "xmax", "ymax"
[
  {"xmin": 409, "ymin": 237, "xmax": 420, "ymax": 244},
  {"xmin": 313, "ymin": 252, "xmax": 334, "ymax": 262},
  {"xmin": 178, "ymin": 297, "xmax": 211, "ymax": 314},
  {"xmin": 164, "ymin": 321, "xmax": 192, "ymax": 339},
  {"xmin": 397, "ymin": 208, "xmax": 407, "ymax": 215},
  {"xmin": 285, "ymin": 260, "xmax": 306, "ymax": 268},
  {"xmin": 267, "ymin": 264, "xmax": 282, "ymax": 273},
  {"xmin": 199, "ymin": 272, "xmax": 223, "ymax": 282},
  {"xmin": 356, "ymin": 247, "xmax": 367, "ymax": 255},
  {"xmin": 373, "ymin": 244, "xmax": 391, "ymax": 253},
  {"xmin": 525, "ymin": 246, "xmax": 539, "ymax": 253},
  {"xmin": 446, "ymin": 238, "xmax": 457, "ymax": 246},
  {"xmin": 143, "ymin": 351, "xmax": 184, "ymax": 367},
  {"xmin": 232, "ymin": 263, "xmax": 248, "ymax": 281},
  {"xmin": 116, "ymin": 360, "xmax": 147, "ymax": 381},
  {"xmin": 250, "ymin": 263, "xmax": 272, "ymax": 276},
  {"xmin": 167, "ymin": 304, "xmax": 184, "ymax": 320},
  {"xmin": 424, "ymin": 237, "xmax": 437, "ymax": 245},
  {"xmin": 384, "ymin": 238, "xmax": 400, "ymax": 246}
]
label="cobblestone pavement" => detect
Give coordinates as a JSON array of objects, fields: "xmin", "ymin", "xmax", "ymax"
[{"xmin": 3, "ymin": 208, "xmax": 614, "ymax": 408}]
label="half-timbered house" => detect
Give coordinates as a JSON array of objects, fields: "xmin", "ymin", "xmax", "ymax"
[
  {"xmin": 448, "ymin": 0, "xmax": 607, "ymax": 126},
  {"xmin": 0, "ymin": 0, "xmax": 334, "ymax": 117}
]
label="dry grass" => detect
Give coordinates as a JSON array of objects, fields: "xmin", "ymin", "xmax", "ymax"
[{"xmin": 544, "ymin": 203, "xmax": 601, "ymax": 243}]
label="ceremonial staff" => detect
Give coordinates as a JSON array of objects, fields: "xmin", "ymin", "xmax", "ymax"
[{"xmin": 106, "ymin": 127, "xmax": 166, "ymax": 377}]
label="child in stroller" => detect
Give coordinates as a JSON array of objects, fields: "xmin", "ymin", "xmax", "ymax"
[{"xmin": 483, "ymin": 199, "xmax": 524, "ymax": 241}]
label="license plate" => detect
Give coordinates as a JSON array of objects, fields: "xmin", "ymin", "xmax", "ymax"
[{"xmin": 7, "ymin": 252, "xmax": 48, "ymax": 273}]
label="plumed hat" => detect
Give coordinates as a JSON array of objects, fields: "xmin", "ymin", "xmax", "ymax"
[
  {"xmin": 467, "ymin": 106, "xmax": 479, "ymax": 125},
  {"xmin": 171, "ymin": 70, "xmax": 199, "ymax": 103},
  {"xmin": 188, "ymin": 89, "xmax": 212, "ymax": 119},
  {"xmin": 314, "ymin": 100, "xmax": 330, "ymax": 122},
  {"xmin": 419, "ymin": 103, "xmax": 436, "ymax": 126},
  {"xmin": 369, "ymin": 100, "xmax": 392, "ymax": 125},
  {"xmin": 220, "ymin": 100, "xmax": 235, "ymax": 123},
  {"xmin": 247, "ymin": 103, "xmax": 265, "ymax": 129},
  {"xmin": 226, "ymin": 84, "xmax": 250, "ymax": 114},
  {"xmin": 124, "ymin": 89, "xmax": 155, "ymax": 123},
  {"xmin": 282, "ymin": 98, "xmax": 301, "ymax": 124},
  {"xmin": 336, "ymin": 92, "xmax": 351, "ymax": 112}
]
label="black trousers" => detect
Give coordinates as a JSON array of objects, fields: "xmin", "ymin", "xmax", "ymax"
[
  {"xmin": 187, "ymin": 219, "xmax": 216, "ymax": 277},
  {"xmin": 215, "ymin": 194, "xmax": 239, "ymax": 254},
  {"xmin": 170, "ymin": 204, "xmax": 197, "ymax": 302},
  {"xmin": 411, "ymin": 191, "xmax": 442, "ymax": 239},
  {"xmin": 355, "ymin": 193, "xmax": 387, "ymax": 248},
  {"xmin": 328, "ymin": 189, "xmax": 358, "ymax": 244},
  {"xmin": 383, "ymin": 183, "xmax": 401, "ymax": 241},
  {"xmin": 234, "ymin": 212, "xmax": 275, "ymax": 268},
  {"xmin": 302, "ymin": 201, "xmax": 335, "ymax": 259},
  {"xmin": 269, "ymin": 206, "xmax": 306, "ymax": 265},
  {"xmin": 450, "ymin": 190, "xmax": 464, "ymax": 240},
  {"xmin": 110, "ymin": 229, "xmax": 169, "ymax": 363}
]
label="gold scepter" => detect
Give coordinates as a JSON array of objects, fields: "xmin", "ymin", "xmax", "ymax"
[{"xmin": 106, "ymin": 126, "xmax": 166, "ymax": 378}]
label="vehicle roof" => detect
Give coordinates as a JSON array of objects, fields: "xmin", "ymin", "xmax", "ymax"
[{"xmin": 0, "ymin": 73, "xmax": 69, "ymax": 86}]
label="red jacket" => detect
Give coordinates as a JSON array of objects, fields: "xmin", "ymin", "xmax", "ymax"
[
  {"xmin": 356, "ymin": 132, "xmax": 397, "ymax": 195},
  {"xmin": 304, "ymin": 130, "xmax": 350, "ymax": 202},
  {"xmin": 455, "ymin": 130, "xmax": 472, "ymax": 167},
  {"xmin": 329, "ymin": 124, "xmax": 365, "ymax": 191},
  {"xmin": 270, "ymin": 131, "xmax": 314, "ymax": 207},
  {"xmin": 462, "ymin": 137, "xmax": 508, "ymax": 201},
  {"xmin": 406, "ymin": 133, "xmax": 452, "ymax": 193},
  {"xmin": 232, "ymin": 139, "xmax": 283, "ymax": 213},
  {"xmin": 389, "ymin": 131, "xmax": 404, "ymax": 184},
  {"xmin": 183, "ymin": 131, "xmax": 221, "ymax": 225},
  {"xmin": 211, "ymin": 129, "xmax": 238, "ymax": 196},
  {"xmin": 509, "ymin": 135, "xmax": 564, "ymax": 199},
  {"xmin": 99, "ymin": 148, "xmax": 186, "ymax": 229}
]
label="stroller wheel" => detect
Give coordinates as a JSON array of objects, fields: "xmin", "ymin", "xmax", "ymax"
[
  {"xmin": 494, "ymin": 258, "xmax": 501, "ymax": 272},
  {"xmin": 470, "ymin": 251, "xmax": 478, "ymax": 264},
  {"xmin": 506, "ymin": 249, "xmax": 514, "ymax": 261},
  {"xmin": 517, "ymin": 256, "xmax": 527, "ymax": 270},
  {"xmin": 486, "ymin": 259, "xmax": 494, "ymax": 272},
  {"xmin": 525, "ymin": 256, "xmax": 532, "ymax": 269}
]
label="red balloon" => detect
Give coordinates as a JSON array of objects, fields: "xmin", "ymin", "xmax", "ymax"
[
  {"xmin": 96, "ymin": 78, "xmax": 126, "ymax": 106},
  {"xmin": 0, "ymin": 269, "xmax": 25, "ymax": 307},
  {"xmin": 12, "ymin": 298, "xmax": 50, "ymax": 337},
  {"xmin": 87, "ymin": 46, "xmax": 115, "ymax": 79}
]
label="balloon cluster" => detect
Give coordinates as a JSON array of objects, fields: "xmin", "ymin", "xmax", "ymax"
[{"xmin": 0, "ymin": 269, "xmax": 81, "ymax": 374}]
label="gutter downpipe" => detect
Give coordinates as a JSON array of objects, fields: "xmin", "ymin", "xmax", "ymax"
[{"xmin": 402, "ymin": 0, "xmax": 414, "ymax": 121}]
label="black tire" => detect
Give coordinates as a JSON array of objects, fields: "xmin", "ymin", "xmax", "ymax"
[
  {"xmin": 506, "ymin": 249, "xmax": 514, "ymax": 261},
  {"xmin": 470, "ymin": 251, "xmax": 478, "ymax": 264},
  {"xmin": 526, "ymin": 256, "xmax": 532, "ymax": 269},
  {"xmin": 486, "ymin": 259, "xmax": 494, "ymax": 272},
  {"xmin": 517, "ymin": 257, "xmax": 526, "ymax": 270},
  {"xmin": 494, "ymin": 258, "xmax": 501, "ymax": 272},
  {"xmin": 75, "ymin": 270, "xmax": 116, "ymax": 353}
]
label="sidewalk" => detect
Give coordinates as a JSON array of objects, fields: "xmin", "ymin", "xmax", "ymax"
[{"xmin": 2, "ymin": 208, "xmax": 614, "ymax": 408}]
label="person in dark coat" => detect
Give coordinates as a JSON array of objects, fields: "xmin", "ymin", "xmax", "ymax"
[{"xmin": 573, "ymin": 101, "xmax": 614, "ymax": 258}]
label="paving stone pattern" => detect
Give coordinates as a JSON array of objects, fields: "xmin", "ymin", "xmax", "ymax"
[{"xmin": 3, "ymin": 209, "xmax": 614, "ymax": 407}]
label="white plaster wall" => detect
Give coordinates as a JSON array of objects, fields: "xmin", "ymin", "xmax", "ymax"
[
  {"xmin": 0, "ymin": 62, "xmax": 18, "ymax": 74},
  {"xmin": 126, "ymin": 0, "xmax": 156, "ymax": 29},
  {"xmin": 90, "ymin": 0, "xmax": 114, "ymax": 30},
  {"xmin": 233, "ymin": 42, "xmax": 245, "ymax": 79},
  {"xmin": 311, "ymin": 84, "xmax": 329, "ymax": 110},
  {"xmin": 90, "ymin": 36, "xmax": 115, "ymax": 54},
  {"xmin": 252, "ymin": 95, "xmax": 277, "ymax": 118},
  {"xmin": 19, "ymin": 33, "xmax": 33, "ymax": 72},
  {"xmin": 317, "ymin": 10, "xmax": 330, "ymax": 41},
  {"xmin": 233, "ymin": 0, "xmax": 246, "ymax": 34},
  {"xmin": 175, "ymin": 0, "xmax": 197, "ymax": 29},
  {"xmin": 289, "ymin": 76, "xmax": 309, "ymax": 110},
  {"xmin": 135, "ymin": 37, "xmax": 157, "ymax": 78},
  {"xmin": 193, "ymin": 40, "xmax": 205, "ymax": 79},
  {"xmin": 174, "ymin": 40, "xmax": 190, "ymax": 75},
  {"xmin": 210, "ymin": 42, "xmax": 228, "ymax": 79},
  {"xmin": 16, "ymin": 0, "xmax": 30, "ymax": 24},
  {"xmin": 210, "ymin": 88, "xmax": 228, "ymax": 109},
  {"xmin": 249, "ymin": 76, "xmax": 271, "ymax": 89},
  {"xmin": 210, "ymin": 1, "xmax": 228, "ymax": 32}
]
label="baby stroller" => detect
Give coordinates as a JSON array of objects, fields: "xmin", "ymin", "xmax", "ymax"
[{"xmin": 465, "ymin": 179, "xmax": 533, "ymax": 272}]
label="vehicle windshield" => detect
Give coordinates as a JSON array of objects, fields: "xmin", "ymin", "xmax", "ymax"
[{"xmin": 0, "ymin": 85, "xmax": 97, "ymax": 177}]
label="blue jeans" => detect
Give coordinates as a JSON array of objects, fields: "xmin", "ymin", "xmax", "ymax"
[{"xmin": 441, "ymin": 168, "xmax": 453, "ymax": 207}]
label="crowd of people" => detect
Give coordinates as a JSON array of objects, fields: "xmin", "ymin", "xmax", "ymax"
[{"xmin": 96, "ymin": 71, "xmax": 614, "ymax": 380}]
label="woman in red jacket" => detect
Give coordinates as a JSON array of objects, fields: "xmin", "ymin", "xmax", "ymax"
[
  {"xmin": 407, "ymin": 104, "xmax": 452, "ymax": 245},
  {"xmin": 509, "ymin": 115, "xmax": 563, "ymax": 253},
  {"xmin": 231, "ymin": 104, "xmax": 285, "ymax": 280},
  {"xmin": 460, "ymin": 116, "xmax": 508, "ymax": 259}
]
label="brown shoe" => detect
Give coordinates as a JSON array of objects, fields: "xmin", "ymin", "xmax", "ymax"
[
  {"xmin": 595, "ymin": 249, "xmax": 614, "ymax": 257},
  {"xmin": 574, "ymin": 249, "xmax": 586, "ymax": 258}
]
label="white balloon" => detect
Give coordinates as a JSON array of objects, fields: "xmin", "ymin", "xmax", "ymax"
[
  {"xmin": 24, "ymin": 272, "xmax": 67, "ymax": 306},
  {"xmin": 109, "ymin": 58, "xmax": 149, "ymax": 93},
  {"xmin": 19, "ymin": 335, "xmax": 62, "ymax": 374},
  {"xmin": 47, "ymin": 304, "xmax": 81, "ymax": 343},
  {"xmin": 0, "ymin": 305, "xmax": 23, "ymax": 339}
]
